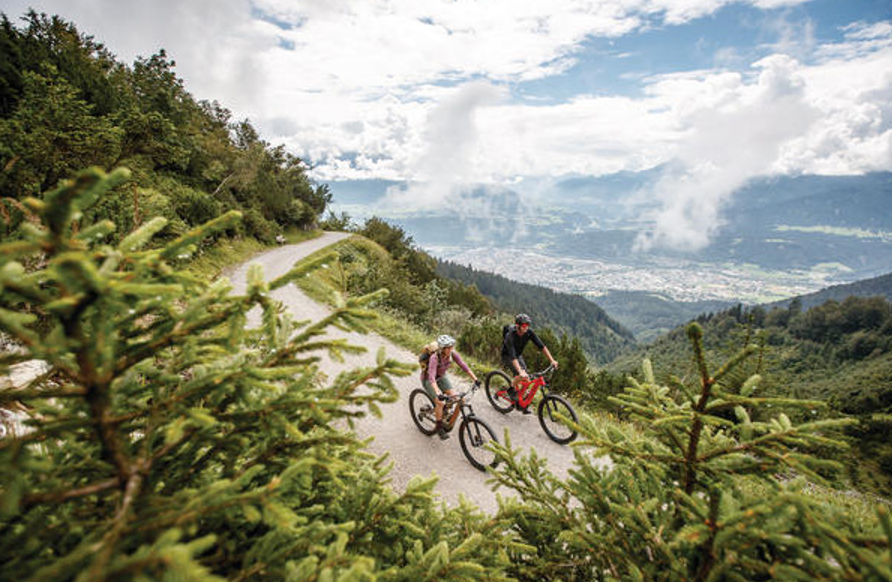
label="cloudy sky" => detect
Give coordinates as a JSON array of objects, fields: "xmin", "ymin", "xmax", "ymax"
[{"xmin": 6, "ymin": 0, "xmax": 892, "ymax": 249}]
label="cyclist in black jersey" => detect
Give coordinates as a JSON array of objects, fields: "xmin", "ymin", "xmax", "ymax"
[{"xmin": 501, "ymin": 313, "xmax": 558, "ymax": 413}]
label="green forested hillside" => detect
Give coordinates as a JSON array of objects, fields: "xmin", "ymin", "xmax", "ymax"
[
  {"xmin": 608, "ymin": 297, "xmax": 892, "ymax": 494},
  {"xmin": 0, "ymin": 12, "xmax": 331, "ymax": 245},
  {"xmin": 593, "ymin": 289, "xmax": 734, "ymax": 342},
  {"xmin": 436, "ymin": 259, "xmax": 636, "ymax": 364},
  {"xmin": 767, "ymin": 271, "xmax": 892, "ymax": 311}
]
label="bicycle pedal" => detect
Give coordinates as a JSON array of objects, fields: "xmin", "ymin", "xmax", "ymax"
[{"xmin": 520, "ymin": 407, "xmax": 532, "ymax": 415}]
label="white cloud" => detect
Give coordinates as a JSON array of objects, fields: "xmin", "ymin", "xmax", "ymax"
[
  {"xmin": 635, "ymin": 54, "xmax": 819, "ymax": 251},
  {"xmin": 4, "ymin": 0, "xmax": 890, "ymax": 253},
  {"xmin": 382, "ymin": 81, "xmax": 505, "ymax": 209}
]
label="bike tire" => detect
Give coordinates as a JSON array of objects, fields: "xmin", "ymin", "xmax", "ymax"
[
  {"xmin": 409, "ymin": 389, "xmax": 438, "ymax": 435},
  {"xmin": 459, "ymin": 417, "xmax": 499, "ymax": 471},
  {"xmin": 538, "ymin": 394, "xmax": 578, "ymax": 444},
  {"xmin": 485, "ymin": 370, "xmax": 515, "ymax": 414}
]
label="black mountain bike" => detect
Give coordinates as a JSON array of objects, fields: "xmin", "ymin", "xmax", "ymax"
[{"xmin": 409, "ymin": 381, "xmax": 499, "ymax": 471}]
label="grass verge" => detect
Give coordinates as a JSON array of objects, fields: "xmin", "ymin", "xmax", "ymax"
[{"xmin": 186, "ymin": 230, "xmax": 322, "ymax": 280}]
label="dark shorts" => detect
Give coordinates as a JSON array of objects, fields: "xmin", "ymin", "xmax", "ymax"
[{"xmin": 501, "ymin": 355, "xmax": 527, "ymax": 376}]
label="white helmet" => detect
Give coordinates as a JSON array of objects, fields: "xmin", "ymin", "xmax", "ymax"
[{"xmin": 437, "ymin": 334, "xmax": 456, "ymax": 349}]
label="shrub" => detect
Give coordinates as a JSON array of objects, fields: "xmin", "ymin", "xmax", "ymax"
[
  {"xmin": 242, "ymin": 206, "xmax": 281, "ymax": 244},
  {"xmin": 175, "ymin": 185, "xmax": 220, "ymax": 226},
  {"xmin": 280, "ymin": 198, "xmax": 312, "ymax": 228}
]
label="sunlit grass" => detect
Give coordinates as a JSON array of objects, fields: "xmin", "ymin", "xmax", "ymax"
[
  {"xmin": 186, "ymin": 237, "xmax": 267, "ymax": 280},
  {"xmin": 735, "ymin": 475, "xmax": 890, "ymax": 535},
  {"xmin": 283, "ymin": 228, "xmax": 323, "ymax": 245},
  {"xmin": 185, "ymin": 230, "xmax": 322, "ymax": 280}
]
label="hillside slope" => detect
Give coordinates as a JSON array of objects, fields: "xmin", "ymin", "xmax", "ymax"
[
  {"xmin": 766, "ymin": 271, "xmax": 892, "ymax": 311},
  {"xmin": 593, "ymin": 290, "xmax": 734, "ymax": 343},
  {"xmin": 607, "ymin": 296, "xmax": 892, "ymax": 495},
  {"xmin": 436, "ymin": 259, "xmax": 636, "ymax": 365}
]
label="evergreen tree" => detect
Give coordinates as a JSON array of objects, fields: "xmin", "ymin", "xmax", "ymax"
[
  {"xmin": 489, "ymin": 323, "xmax": 892, "ymax": 581},
  {"xmin": 0, "ymin": 168, "xmax": 511, "ymax": 581},
  {"xmin": 0, "ymin": 13, "xmax": 332, "ymax": 239}
]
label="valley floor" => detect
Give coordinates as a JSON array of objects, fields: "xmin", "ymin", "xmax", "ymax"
[{"xmin": 429, "ymin": 245, "xmax": 831, "ymax": 304}]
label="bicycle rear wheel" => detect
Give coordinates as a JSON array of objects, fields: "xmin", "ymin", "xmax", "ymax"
[
  {"xmin": 538, "ymin": 394, "xmax": 578, "ymax": 444},
  {"xmin": 485, "ymin": 370, "xmax": 515, "ymax": 414},
  {"xmin": 459, "ymin": 417, "xmax": 499, "ymax": 471},
  {"xmin": 409, "ymin": 389, "xmax": 437, "ymax": 435}
]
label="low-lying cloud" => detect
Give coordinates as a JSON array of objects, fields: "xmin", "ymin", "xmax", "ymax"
[
  {"xmin": 384, "ymin": 82, "xmax": 505, "ymax": 211},
  {"xmin": 635, "ymin": 55, "xmax": 819, "ymax": 252}
]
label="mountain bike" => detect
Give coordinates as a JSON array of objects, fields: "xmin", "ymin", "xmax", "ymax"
[
  {"xmin": 484, "ymin": 364, "xmax": 578, "ymax": 444},
  {"xmin": 408, "ymin": 381, "xmax": 499, "ymax": 471}
]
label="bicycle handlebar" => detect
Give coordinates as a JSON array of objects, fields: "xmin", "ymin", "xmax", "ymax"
[
  {"xmin": 438, "ymin": 379, "xmax": 481, "ymax": 403},
  {"xmin": 530, "ymin": 364, "xmax": 556, "ymax": 379}
]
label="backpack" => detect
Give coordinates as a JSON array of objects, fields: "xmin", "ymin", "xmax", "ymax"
[
  {"xmin": 418, "ymin": 341, "xmax": 440, "ymax": 371},
  {"xmin": 502, "ymin": 324, "xmax": 514, "ymax": 341}
]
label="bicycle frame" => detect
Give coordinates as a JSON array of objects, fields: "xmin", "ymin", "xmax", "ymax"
[
  {"xmin": 441, "ymin": 389, "xmax": 476, "ymax": 430},
  {"xmin": 483, "ymin": 363, "xmax": 577, "ymax": 444},
  {"xmin": 514, "ymin": 371, "xmax": 551, "ymax": 409}
]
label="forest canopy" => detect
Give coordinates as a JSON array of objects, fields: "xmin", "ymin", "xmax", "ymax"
[{"xmin": 0, "ymin": 11, "xmax": 331, "ymax": 244}]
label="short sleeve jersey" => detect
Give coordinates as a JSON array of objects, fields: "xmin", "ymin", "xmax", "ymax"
[{"xmin": 501, "ymin": 324, "xmax": 545, "ymax": 361}]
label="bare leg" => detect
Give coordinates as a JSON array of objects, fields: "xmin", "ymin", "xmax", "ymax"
[{"xmin": 437, "ymin": 389, "xmax": 458, "ymax": 439}]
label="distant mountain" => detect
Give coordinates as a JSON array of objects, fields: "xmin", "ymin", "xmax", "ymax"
[
  {"xmin": 329, "ymin": 179, "xmax": 401, "ymax": 205},
  {"xmin": 729, "ymin": 172, "xmax": 892, "ymax": 231},
  {"xmin": 598, "ymin": 271, "xmax": 892, "ymax": 345},
  {"xmin": 548, "ymin": 172, "xmax": 892, "ymax": 280},
  {"xmin": 765, "ymin": 271, "xmax": 892, "ymax": 311},
  {"xmin": 332, "ymin": 171, "xmax": 892, "ymax": 310},
  {"xmin": 436, "ymin": 259, "xmax": 636, "ymax": 365}
]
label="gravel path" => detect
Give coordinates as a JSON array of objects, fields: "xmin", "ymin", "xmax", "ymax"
[{"xmin": 225, "ymin": 233, "xmax": 599, "ymax": 513}]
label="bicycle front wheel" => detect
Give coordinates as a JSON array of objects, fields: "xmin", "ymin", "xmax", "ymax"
[
  {"xmin": 409, "ymin": 389, "xmax": 437, "ymax": 435},
  {"xmin": 485, "ymin": 370, "xmax": 515, "ymax": 413},
  {"xmin": 459, "ymin": 417, "xmax": 499, "ymax": 471},
  {"xmin": 538, "ymin": 394, "xmax": 578, "ymax": 444}
]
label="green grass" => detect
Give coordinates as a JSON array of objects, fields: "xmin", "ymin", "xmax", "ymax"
[
  {"xmin": 283, "ymin": 227, "xmax": 323, "ymax": 245},
  {"xmin": 186, "ymin": 230, "xmax": 322, "ymax": 279},
  {"xmin": 736, "ymin": 476, "xmax": 890, "ymax": 535}
]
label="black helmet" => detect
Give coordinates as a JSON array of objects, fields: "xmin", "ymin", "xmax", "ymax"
[{"xmin": 515, "ymin": 313, "xmax": 531, "ymax": 325}]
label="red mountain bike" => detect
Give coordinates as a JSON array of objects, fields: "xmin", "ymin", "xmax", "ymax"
[
  {"xmin": 484, "ymin": 364, "xmax": 578, "ymax": 444},
  {"xmin": 408, "ymin": 381, "xmax": 499, "ymax": 471}
]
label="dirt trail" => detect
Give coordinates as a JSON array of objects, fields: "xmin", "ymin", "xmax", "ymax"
[{"xmin": 226, "ymin": 233, "xmax": 603, "ymax": 513}]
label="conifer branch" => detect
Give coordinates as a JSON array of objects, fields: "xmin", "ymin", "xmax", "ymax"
[
  {"xmin": 692, "ymin": 492, "xmax": 720, "ymax": 582},
  {"xmin": 84, "ymin": 472, "xmax": 144, "ymax": 581},
  {"xmin": 0, "ymin": 386, "xmax": 87, "ymax": 403},
  {"xmin": 21, "ymin": 477, "xmax": 120, "ymax": 507}
]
